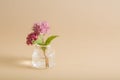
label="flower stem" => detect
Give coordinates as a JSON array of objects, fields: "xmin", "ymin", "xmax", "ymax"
[
  {"xmin": 41, "ymin": 35, "xmax": 49, "ymax": 68},
  {"xmin": 43, "ymin": 48, "xmax": 49, "ymax": 68}
]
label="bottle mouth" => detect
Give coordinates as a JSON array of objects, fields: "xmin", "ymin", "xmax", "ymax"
[{"xmin": 34, "ymin": 44, "xmax": 51, "ymax": 48}]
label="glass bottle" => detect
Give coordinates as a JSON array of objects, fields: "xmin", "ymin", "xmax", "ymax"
[{"xmin": 32, "ymin": 45, "xmax": 55, "ymax": 69}]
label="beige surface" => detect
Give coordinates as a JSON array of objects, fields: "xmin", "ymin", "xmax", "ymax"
[{"xmin": 0, "ymin": 0, "xmax": 120, "ymax": 80}]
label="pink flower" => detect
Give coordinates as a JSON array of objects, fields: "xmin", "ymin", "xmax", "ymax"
[
  {"xmin": 33, "ymin": 21, "xmax": 50, "ymax": 35},
  {"xmin": 26, "ymin": 32, "xmax": 38, "ymax": 45}
]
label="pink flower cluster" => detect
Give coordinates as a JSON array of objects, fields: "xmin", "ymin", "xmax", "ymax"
[
  {"xmin": 33, "ymin": 22, "xmax": 49, "ymax": 35},
  {"xmin": 26, "ymin": 21, "xmax": 50, "ymax": 45}
]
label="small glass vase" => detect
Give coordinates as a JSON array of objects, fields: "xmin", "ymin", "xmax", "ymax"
[{"xmin": 32, "ymin": 44, "xmax": 55, "ymax": 69}]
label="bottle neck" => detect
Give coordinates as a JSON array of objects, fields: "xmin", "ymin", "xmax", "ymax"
[{"xmin": 34, "ymin": 44, "xmax": 51, "ymax": 48}]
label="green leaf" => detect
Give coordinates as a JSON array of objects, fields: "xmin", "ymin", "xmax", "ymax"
[
  {"xmin": 33, "ymin": 36, "xmax": 43, "ymax": 45},
  {"xmin": 44, "ymin": 35, "xmax": 58, "ymax": 45}
]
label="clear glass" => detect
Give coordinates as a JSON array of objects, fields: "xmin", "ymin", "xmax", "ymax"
[{"xmin": 32, "ymin": 45, "xmax": 55, "ymax": 69}]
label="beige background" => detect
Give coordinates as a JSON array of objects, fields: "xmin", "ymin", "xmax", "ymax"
[{"xmin": 0, "ymin": 0, "xmax": 120, "ymax": 80}]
